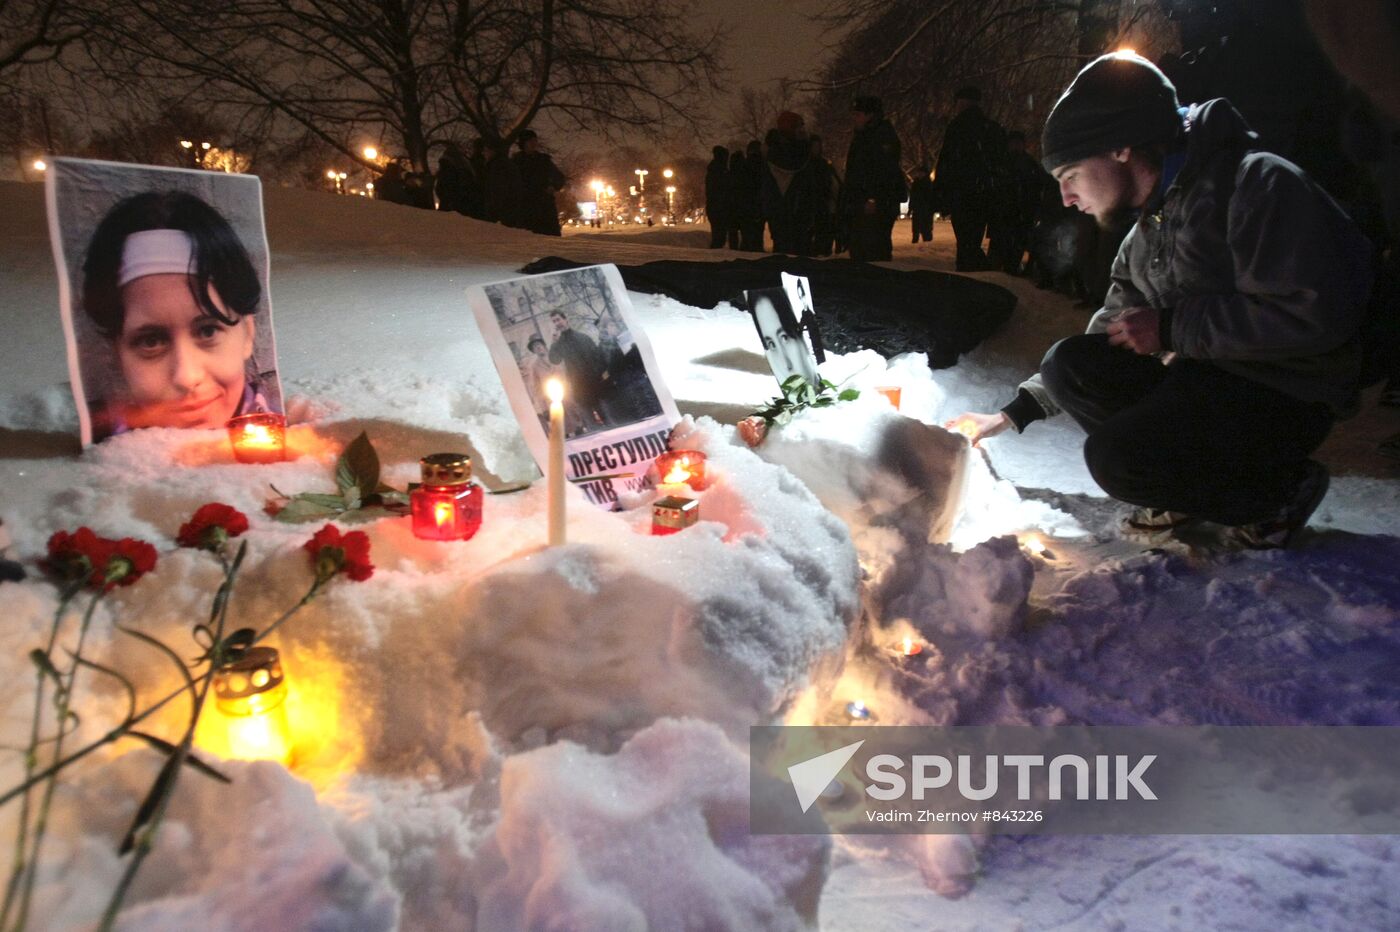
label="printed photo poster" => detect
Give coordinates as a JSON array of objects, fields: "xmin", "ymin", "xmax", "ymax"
[
  {"xmin": 468, "ymin": 264, "xmax": 681, "ymax": 508},
  {"xmin": 46, "ymin": 157, "xmax": 283, "ymax": 446},
  {"xmin": 743, "ymin": 279, "xmax": 822, "ymax": 391}
]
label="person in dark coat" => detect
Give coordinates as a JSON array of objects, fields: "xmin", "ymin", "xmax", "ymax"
[
  {"xmin": 761, "ymin": 113, "xmax": 817, "ymax": 255},
  {"xmin": 374, "ymin": 161, "xmax": 411, "ymax": 206},
  {"xmin": 908, "ymin": 164, "xmax": 936, "ymax": 243},
  {"xmin": 513, "ymin": 129, "xmax": 566, "ymax": 235},
  {"xmin": 988, "ymin": 130, "xmax": 1050, "ymax": 272},
  {"xmin": 705, "ymin": 145, "xmax": 731, "ymax": 248},
  {"xmin": 808, "ymin": 136, "xmax": 840, "ymax": 257},
  {"xmin": 843, "ymin": 96, "xmax": 906, "ymax": 261},
  {"xmin": 936, "ymin": 86, "xmax": 1007, "ymax": 271},
  {"xmin": 482, "ymin": 140, "xmax": 524, "ymax": 227},
  {"xmin": 547, "ymin": 310, "xmax": 607, "ymax": 433},
  {"xmin": 733, "ymin": 141, "xmax": 765, "ymax": 251},
  {"xmin": 436, "ymin": 142, "xmax": 482, "ymax": 217},
  {"xmin": 725, "ymin": 150, "xmax": 746, "ymax": 249},
  {"xmin": 951, "ymin": 52, "xmax": 1374, "ymax": 549}
]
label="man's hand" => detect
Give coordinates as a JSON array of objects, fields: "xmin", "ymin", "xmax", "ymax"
[
  {"xmin": 944, "ymin": 412, "xmax": 1011, "ymax": 446},
  {"xmin": 1106, "ymin": 306, "xmax": 1161, "ymax": 355}
]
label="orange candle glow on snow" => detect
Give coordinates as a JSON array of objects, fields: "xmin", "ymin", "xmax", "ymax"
[
  {"xmin": 1020, "ymin": 533, "xmax": 1047, "ymax": 555},
  {"xmin": 227, "ymin": 412, "xmax": 287, "ymax": 464},
  {"xmin": 953, "ymin": 418, "xmax": 978, "ymax": 441},
  {"xmin": 212, "ymin": 646, "xmax": 293, "ymax": 766},
  {"xmin": 656, "ymin": 450, "xmax": 707, "ymax": 491},
  {"xmin": 876, "ymin": 386, "xmax": 902, "ymax": 410}
]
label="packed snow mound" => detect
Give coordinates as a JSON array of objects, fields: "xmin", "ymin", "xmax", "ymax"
[{"xmin": 476, "ymin": 718, "xmax": 829, "ymax": 932}]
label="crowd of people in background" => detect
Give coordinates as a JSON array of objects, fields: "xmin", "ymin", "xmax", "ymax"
[
  {"xmin": 374, "ymin": 129, "xmax": 568, "ymax": 237},
  {"xmin": 699, "ymin": 91, "xmax": 1117, "ymax": 302}
]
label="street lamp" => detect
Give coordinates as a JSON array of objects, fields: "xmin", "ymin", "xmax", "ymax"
[
  {"xmin": 664, "ymin": 184, "xmax": 676, "ymax": 224},
  {"xmin": 662, "ymin": 168, "xmax": 674, "ymax": 180},
  {"xmin": 634, "ymin": 168, "xmax": 649, "ymax": 219},
  {"xmin": 32, "ymin": 159, "xmax": 47, "ymax": 172},
  {"xmin": 363, "ymin": 145, "xmax": 378, "ymax": 162}
]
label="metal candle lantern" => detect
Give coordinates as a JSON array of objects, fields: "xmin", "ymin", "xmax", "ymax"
[
  {"xmin": 213, "ymin": 646, "xmax": 292, "ymax": 765},
  {"xmin": 410, "ymin": 453, "xmax": 483, "ymax": 541},
  {"xmin": 655, "ymin": 450, "xmax": 707, "ymax": 491},
  {"xmin": 227, "ymin": 412, "xmax": 287, "ymax": 464},
  {"xmin": 652, "ymin": 494, "xmax": 699, "ymax": 536}
]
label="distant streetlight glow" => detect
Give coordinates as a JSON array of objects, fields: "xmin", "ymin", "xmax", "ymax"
[
  {"xmin": 326, "ymin": 169, "xmax": 338, "ymax": 179},
  {"xmin": 201, "ymin": 141, "xmax": 211, "ymax": 150},
  {"xmin": 32, "ymin": 159, "xmax": 47, "ymax": 172},
  {"xmin": 180, "ymin": 140, "xmax": 193, "ymax": 149},
  {"xmin": 363, "ymin": 145, "xmax": 378, "ymax": 161},
  {"xmin": 1114, "ymin": 47, "xmax": 1138, "ymax": 58},
  {"xmin": 662, "ymin": 168, "xmax": 674, "ymax": 179}
]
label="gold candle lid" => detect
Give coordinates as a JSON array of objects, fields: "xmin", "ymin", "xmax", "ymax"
[
  {"xmin": 421, "ymin": 452, "xmax": 473, "ymax": 485},
  {"xmin": 213, "ymin": 646, "xmax": 286, "ymax": 712},
  {"xmin": 652, "ymin": 494, "xmax": 700, "ymax": 530}
]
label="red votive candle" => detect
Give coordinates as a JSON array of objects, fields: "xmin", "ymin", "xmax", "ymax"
[
  {"xmin": 655, "ymin": 449, "xmax": 707, "ymax": 491},
  {"xmin": 227, "ymin": 412, "xmax": 287, "ymax": 464},
  {"xmin": 410, "ymin": 453, "xmax": 483, "ymax": 541}
]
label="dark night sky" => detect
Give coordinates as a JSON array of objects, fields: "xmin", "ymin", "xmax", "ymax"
[{"xmin": 697, "ymin": 0, "xmax": 836, "ymax": 118}]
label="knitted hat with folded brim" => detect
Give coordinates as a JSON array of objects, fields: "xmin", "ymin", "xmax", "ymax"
[{"xmin": 1041, "ymin": 52, "xmax": 1183, "ymax": 172}]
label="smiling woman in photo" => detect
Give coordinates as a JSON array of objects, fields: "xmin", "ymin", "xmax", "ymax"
[{"xmin": 80, "ymin": 190, "xmax": 277, "ymax": 438}]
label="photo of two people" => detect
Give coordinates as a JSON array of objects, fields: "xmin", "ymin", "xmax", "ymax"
[{"xmin": 493, "ymin": 266, "xmax": 664, "ymax": 438}]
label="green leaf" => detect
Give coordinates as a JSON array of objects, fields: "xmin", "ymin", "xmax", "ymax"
[
  {"xmin": 120, "ymin": 753, "xmax": 180, "ymax": 854},
  {"xmin": 838, "ymin": 388, "xmax": 861, "ymax": 401},
  {"xmin": 274, "ymin": 497, "xmax": 345, "ymax": 523},
  {"xmin": 335, "ymin": 432, "xmax": 380, "ymax": 500},
  {"xmin": 127, "ymin": 731, "xmax": 232, "ymax": 784}
]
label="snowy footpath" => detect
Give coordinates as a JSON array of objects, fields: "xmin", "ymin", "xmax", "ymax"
[{"xmin": 1, "ymin": 182, "xmax": 1398, "ymax": 930}]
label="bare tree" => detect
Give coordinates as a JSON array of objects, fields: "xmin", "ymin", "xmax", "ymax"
[
  {"xmin": 0, "ymin": 0, "xmax": 90, "ymax": 75},
  {"xmin": 89, "ymin": 0, "xmax": 723, "ymax": 174},
  {"xmin": 808, "ymin": 0, "xmax": 1173, "ymax": 167}
]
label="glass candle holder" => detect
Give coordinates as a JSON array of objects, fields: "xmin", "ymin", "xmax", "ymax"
[
  {"xmin": 655, "ymin": 449, "xmax": 707, "ymax": 491},
  {"xmin": 410, "ymin": 453, "xmax": 483, "ymax": 541},
  {"xmin": 227, "ymin": 412, "xmax": 287, "ymax": 464},
  {"xmin": 652, "ymin": 494, "xmax": 699, "ymax": 536},
  {"xmin": 213, "ymin": 646, "xmax": 292, "ymax": 765}
]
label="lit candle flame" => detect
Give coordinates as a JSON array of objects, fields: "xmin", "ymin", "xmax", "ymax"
[
  {"xmin": 663, "ymin": 460, "xmax": 691, "ymax": 484},
  {"xmin": 954, "ymin": 419, "xmax": 978, "ymax": 441},
  {"xmin": 1021, "ymin": 533, "xmax": 1046, "ymax": 554},
  {"xmin": 434, "ymin": 500, "xmax": 454, "ymax": 527},
  {"xmin": 242, "ymin": 423, "xmax": 275, "ymax": 446},
  {"xmin": 902, "ymin": 636, "xmax": 922, "ymax": 656},
  {"xmin": 545, "ymin": 378, "xmax": 564, "ymax": 404}
]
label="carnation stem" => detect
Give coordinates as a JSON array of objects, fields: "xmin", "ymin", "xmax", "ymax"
[
  {"xmin": 11, "ymin": 588, "xmax": 105, "ymax": 932},
  {"xmin": 0, "ymin": 582, "xmax": 82, "ymax": 932}
]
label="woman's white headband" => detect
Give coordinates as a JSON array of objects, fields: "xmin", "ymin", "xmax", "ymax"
[{"xmin": 118, "ymin": 229, "xmax": 195, "ymax": 287}]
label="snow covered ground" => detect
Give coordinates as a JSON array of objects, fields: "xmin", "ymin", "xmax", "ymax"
[{"xmin": 1, "ymin": 180, "xmax": 1398, "ymax": 930}]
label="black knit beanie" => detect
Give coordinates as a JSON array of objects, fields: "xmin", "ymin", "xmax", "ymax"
[{"xmin": 1041, "ymin": 52, "xmax": 1182, "ymax": 172}]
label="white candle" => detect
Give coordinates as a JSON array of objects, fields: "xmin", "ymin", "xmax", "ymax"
[{"xmin": 546, "ymin": 378, "xmax": 566, "ymax": 545}]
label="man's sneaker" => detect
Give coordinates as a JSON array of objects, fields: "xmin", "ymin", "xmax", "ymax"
[
  {"xmin": 1122, "ymin": 508, "xmax": 1197, "ymax": 539},
  {"xmin": 1229, "ymin": 461, "xmax": 1330, "ymax": 550}
]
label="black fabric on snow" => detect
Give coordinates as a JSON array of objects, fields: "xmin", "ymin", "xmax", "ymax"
[{"xmin": 519, "ymin": 255, "xmax": 1016, "ymax": 368}]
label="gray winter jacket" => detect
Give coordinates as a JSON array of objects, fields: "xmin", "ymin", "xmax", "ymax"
[{"xmin": 1009, "ymin": 99, "xmax": 1373, "ymax": 426}]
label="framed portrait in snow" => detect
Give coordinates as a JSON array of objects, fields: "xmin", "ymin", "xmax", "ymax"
[
  {"xmin": 743, "ymin": 278, "xmax": 823, "ymax": 391},
  {"xmin": 46, "ymin": 157, "xmax": 284, "ymax": 446},
  {"xmin": 468, "ymin": 263, "xmax": 681, "ymax": 508}
]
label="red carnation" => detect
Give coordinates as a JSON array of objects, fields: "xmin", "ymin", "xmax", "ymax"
[
  {"xmin": 42, "ymin": 528, "xmax": 112, "ymax": 584},
  {"xmin": 304, "ymin": 524, "xmax": 374, "ymax": 583},
  {"xmin": 104, "ymin": 537, "xmax": 158, "ymax": 589},
  {"xmin": 43, "ymin": 528, "xmax": 156, "ymax": 590},
  {"xmin": 177, "ymin": 503, "xmax": 250, "ymax": 551}
]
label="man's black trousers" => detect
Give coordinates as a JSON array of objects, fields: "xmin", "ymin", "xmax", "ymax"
[{"xmin": 1039, "ymin": 334, "xmax": 1333, "ymax": 526}]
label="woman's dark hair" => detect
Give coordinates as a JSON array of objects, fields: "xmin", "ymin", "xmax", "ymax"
[
  {"xmin": 527, "ymin": 334, "xmax": 546, "ymax": 351},
  {"xmin": 82, "ymin": 190, "xmax": 261, "ymax": 337},
  {"xmin": 745, "ymin": 288, "xmax": 801, "ymax": 341}
]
